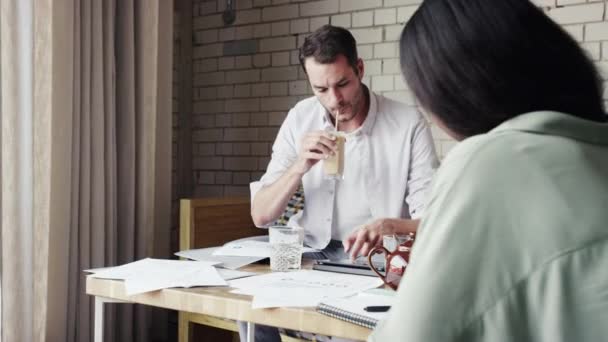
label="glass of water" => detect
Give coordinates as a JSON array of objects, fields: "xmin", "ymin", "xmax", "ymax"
[{"xmin": 269, "ymin": 226, "xmax": 304, "ymax": 272}]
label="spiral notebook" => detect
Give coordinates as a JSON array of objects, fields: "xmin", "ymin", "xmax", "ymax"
[{"xmin": 316, "ymin": 291, "xmax": 394, "ymax": 329}]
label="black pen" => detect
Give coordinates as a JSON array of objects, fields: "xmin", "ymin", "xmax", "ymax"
[{"xmin": 363, "ymin": 305, "xmax": 391, "ymax": 312}]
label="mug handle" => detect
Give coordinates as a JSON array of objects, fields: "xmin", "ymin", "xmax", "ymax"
[{"xmin": 367, "ymin": 246, "xmax": 390, "ymax": 282}]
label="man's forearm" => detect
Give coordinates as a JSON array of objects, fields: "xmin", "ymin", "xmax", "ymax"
[{"xmin": 251, "ymin": 165, "xmax": 305, "ymax": 226}]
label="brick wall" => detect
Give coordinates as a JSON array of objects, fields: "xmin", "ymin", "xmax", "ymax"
[{"xmin": 188, "ymin": 0, "xmax": 608, "ymax": 197}]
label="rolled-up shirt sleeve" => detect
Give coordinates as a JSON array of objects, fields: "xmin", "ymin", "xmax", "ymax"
[
  {"xmin": 249, "ymin": 109, "xmax": 299, "ymax": 225},
  {"xmin": 405, "ymin": 117, "xmax": 439, "ymax": 219}
]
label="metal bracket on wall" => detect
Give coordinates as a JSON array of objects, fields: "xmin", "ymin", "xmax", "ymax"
[{"xmin": 223, "ymin": 0, "xmax": 236, "ymax": 25}]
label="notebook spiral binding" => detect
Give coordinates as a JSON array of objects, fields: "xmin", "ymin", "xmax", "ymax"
[{"xmin": 316, "ymin": 303, "xmax": 378, "ymax": 329}]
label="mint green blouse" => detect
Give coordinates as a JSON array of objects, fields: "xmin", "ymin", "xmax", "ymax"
[{"xmin": 370, "ymin": 111, "xmax": 608, "ymax": 342}]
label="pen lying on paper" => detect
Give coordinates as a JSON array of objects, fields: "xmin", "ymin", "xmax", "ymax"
[{"xmin": 363, "ymin": 305, "xmax": 391, "ymax": 312}]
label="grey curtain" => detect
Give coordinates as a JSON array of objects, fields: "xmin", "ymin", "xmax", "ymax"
[{"xmin": 0, "ymin": 0, "xmax": 173, "ymax": 341}]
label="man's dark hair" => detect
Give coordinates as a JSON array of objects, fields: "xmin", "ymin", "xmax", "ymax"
[
  {"xmin": 400, "ymin": 0, "xmax": 607, "ymax": 138},
  {"xmin": 299, "ymin": 25, "xmax": 359, "ymax": 74}
]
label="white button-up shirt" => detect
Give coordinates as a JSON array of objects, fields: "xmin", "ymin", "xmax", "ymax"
[{"xmin": 250, "ymin": 90, "xmax": 439, "ymax": 249}]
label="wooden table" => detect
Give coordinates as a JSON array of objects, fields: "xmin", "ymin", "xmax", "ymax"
[{"xmin": 86, "ymin": 263, "xmax": 372, "ymax": 342}]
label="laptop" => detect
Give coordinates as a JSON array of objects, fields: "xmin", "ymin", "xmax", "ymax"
[{"xmin": 304, "ymin": 240, "xmax": 385, "ymax": 277}]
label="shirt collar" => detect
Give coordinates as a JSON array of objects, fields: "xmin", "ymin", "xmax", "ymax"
[
  {"xmin": 490, "ymin": 111, "xmax": 608, "ymax": 145},
  {"xmin": 321, "ymin": 85, "xmax": 378, "ymax": 136}
]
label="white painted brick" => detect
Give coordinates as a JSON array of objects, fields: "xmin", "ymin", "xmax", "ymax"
[
  {"xmin": 260, "ymin": 36, "xmax": 296, "ymax": 52},
  {"xmin": 250, "ymin": 113, "xmax": 269, "ymax": 126},
  {"xmin": 198, "ymin": 143, "xmax": 217, "ymax": 157},
  {"xmin": 597, "ymin": 61, "xmax": 608, "ymax": 80},
  {"xmin": 261, "ymin": 96, "xmax": 300, "ymax": 111},
  {"xmin": 254, "ymin": 53, "xmax": 271, "ymax": 67},
  {"xmin": 195, "ymin": 100, "xmax": 225, "ymax": 114},
  {"xmin": 531, "ymin": 0, "xmax": 555, "ymax": 6},
  {"xmin": 300, "ymin": 0, "xmax": 339, "ymax": 17},
  {"xmin": 339, "ymin": 0, "xmax": 382, "ymax": 12},
  {"xmin": 233, "ymin": 172, "xmax": 252, "ymax": 185},
  {"xmin": 385, "ymin": 24, "xmax": 404, "ymax": 42},
  {"xmin": 194, "ymin": 115, "xmax": 215, "ymax": 129},
  {"xmin": 234, "ymin": 84, "xmax": 252, "ymax": 97},
  {"xmin": 371, "ymin": 75, "xmax": 394, "ymax": 91},
  {"xmin": 194, "ymin": 29, "xmax": 218, "ymax": 44},
  {"xmin": 383, "ymin": 58, "xmax": 400, "ymax": 74},
  {"xmin": 252, "ymin": 83, "xmax": 270, "ymax": 96},
  {"xmin": 272, "ymin": 52, "xmax": 291, "ymax": 66},
  {"xmin": 225, "ymin": 186, "xmax": 251, "ymax": 197},
  {"xmin": 235, "ymin": 25, "xmax": 254, "ymax": 40},
  {"xmin": 291, "ymin": 18, "xmax": 310, "ymax": 33},
  {"xmin": 365, "ymin": 59, "xmax": 382, "ymax": 75},
  {"xmin": 199, "ymin": 87, "xmax": 218, "ymax": 100},
  {"xmin": 331, "ymin": 14, "xmax": 351, "ymax": 28},
  {"xmin": 257, "ymin": 157, "xmax": 271, "ymax": 171},
  {"xmin": 291, "ymin": 51, "xmax": 301, "ymax": 65},
  {"xmin": 254, "ymin": 0, "xmax": 272, "ymax": 7},
  {"xmin": 199, "ymin": 1, "xmax": 218, "ymax": 15},
  {"xmin": 254, "ymin": 24, "xmax": 272, "ymax": 38},
  {"xmin": 215, "ymin": 113, "xmax": 232, "ymax": 127},
  {"xmin": 234, "ymin": 9, "xmax": 262, "ymax": 25},
  {"xmin": 374, "ymin": 42, "xmax": 398, "ymax": 58},
  {"xmin": 358, "ymin": 45, "xmax": 373, "ymax": 59},
  {"xmin": 251, "ymin": 143, "xmax": 270, "ymax": 156},
  {"xmin": 226, "ymin": 98, "xmax": 260, "ymax": 113},
  {"xmin": 225, "ymin": 128, "xmax": 259, "ymax": 142},
  {"xmin": 225, "ymin": 69, "xmax": 260, "ymax": 84},
  {"xmin": 215, "ymin": 171, "xmax": 232, "ymax": 184},
  {"xmin": 195, "ymin": 59, "xmax": 218, "ymax": 73},
  {"xmin": 271, "ymin": 82, "xmax": 289, "ymax": 96},
  {"xmin": 548, "ymin": 3, "xmax": 604, "ymax": 25},
  {"xmin": 262, "ymin": 4, "xmax": 299, "ymax": 21},
  {"xmin": 374, "ymin": 8, "xmax": 396, "ymax": 25},
  {"xmin": 216, "ymin": 85, "xmax": 234, "ymax": 99},
  {"xmin": 193, "ymin": 127, "xmax": 224, "ymax": 142},
  {"xmin": 583, "ymin": 42, "xmax": 601, "ymax": 61},
  {"xmin": 289, "ymin": 80, "xmax": 310, "ymax": 95},
  {"xmin": 235, "ymin": 56, "xmax": 253, "ymax": 69},
  {"xmin": 262, "ymin": 66, "xmax": 299, "ymax": 81},
  {"xmin": 232, "ymin": 113, "xmax": 251, "ymax": 127},
  {"xmin": 352, "ymin": 11, "xmax": 373, "ymax": 28},
  {"xmin": 237, "ymin": 0, "xmax": 253, "ymax": 9},
  {"xmin": 272, "ymin": 21, "xmax": 290, "ymax": 36},
  {"xmin": 224, "ymin": 157, "xmax": 258, "ymax": 170},
  {"xmin": 218, "ymin": 57, "xmax": 235, "ymax": 70},
  {"xmin": 556, "ymin": 0, "xmax": 584, "ymax": 6},
  {"xmin": 394, "ymin": 75, "xmax": 408, "ymax": 90},
  {"xmin": 310, "ymin": 16, "xmax": 330, "ymax": 30},
  {"xmin": 383, "ymin": 91, "xmax": 415, "ymax": 105},
  {"xmin": 269, "ymin": 112, "xmax": 288, "ymax": 125},
  {"xmin": 193, "ymin": 155, "xmax": 224, "ymax": 169},
  {"xmin": 297, "ymin": 34, "xmax": 309, "ymax": 49},
  {"xmin": 350, "ymin": 28, "xmax": 383, "ymax": 44},
  {"xmin": 586, "ymin": 22, "xmax": 608, "ymax": 41},
  {"xmin": 398, "ymin": 6, "xmax": 418, "ymax": 23},
  {"xmin": 259, "ymin": 127, "xmax": 281, "ymax": 141},
  {"xmin": 194, "ymin": 14, "xmax": 223, "ymax": 30},
  {"xmin": 219, "ymin": 27, "xmax": 235, "ymax": 41},
  {"xmin": 272, "ymin": 0, "xmax": 291, "ymax": 5},
  {"xmin": 384, "ymin": 0, "xmax": 422, "ymax": 6},
  {"xmin": 193, "ymin": 43, "xmax": 223, "ymax": 58},
  {"xmin": 197, "ymin": 171, "xmax": 215, "ymax": 185},
  {"xmin": 563, "ymin": 24, "xmax": 584, "ymax": 41},
  {"xmin": 194, "ymin": 71, "xmax": 225, "ymax": 86}
]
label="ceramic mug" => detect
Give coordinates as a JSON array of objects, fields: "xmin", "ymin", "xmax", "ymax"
[{"xmin": 367, "ymin": 232, "xmax": 415, "ymax": 290}]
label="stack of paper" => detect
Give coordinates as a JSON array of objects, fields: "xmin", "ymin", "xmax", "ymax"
[
  {"xmin": 176, "ymin": 247, "xmax": 266, "ymax": 270},
  {"xmin": 87, "ymin": 258, "xmax": 229, "ymax": 295},
  {"xmin": 212, "ymin": 240, "xmax": 318, "ymax": 258},
  {"xmin": 228, "ymin": 270, "xmax": 384, "ymax": 309}
]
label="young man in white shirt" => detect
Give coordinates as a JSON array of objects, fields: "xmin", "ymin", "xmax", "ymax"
[
  {"xmin": 251, "ymin": 25, "xmax": 438, "ymax": 259},
  {"xmin": 241, "ymin": 24, "xmax": 439, "ymax": 342}
]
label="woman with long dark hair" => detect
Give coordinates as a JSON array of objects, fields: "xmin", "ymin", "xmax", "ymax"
[{"xmin": 370, "ymin": 0, "xmax": 608, "ymax": 341}]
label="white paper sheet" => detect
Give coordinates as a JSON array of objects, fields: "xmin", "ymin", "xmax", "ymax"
[
  {"xmin": 229, "ymin": 270, "xmax": 384, "ymax": 309},
  {"xmin": 216, "ymin": 268, "xmax": 258, "ymax": 281},
  {"xmin": 87, "ymin": 258, "xmax": 227, "ymax": 295},
  {"xmin": 213, "ymin": 240, "xmax": 318, "ymax": 258},
  {"xmin": 175, "ymin": 247, "xmax": 265, "ymax": 270}
]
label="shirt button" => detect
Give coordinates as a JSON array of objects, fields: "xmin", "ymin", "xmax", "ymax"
[
  {"xmin": 328, "ymin": 190, "xmax": 334, "ymax": 195},
  {"xmin": 326, "ymin": 218, "xmax": 331, "ymax": 222}
]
